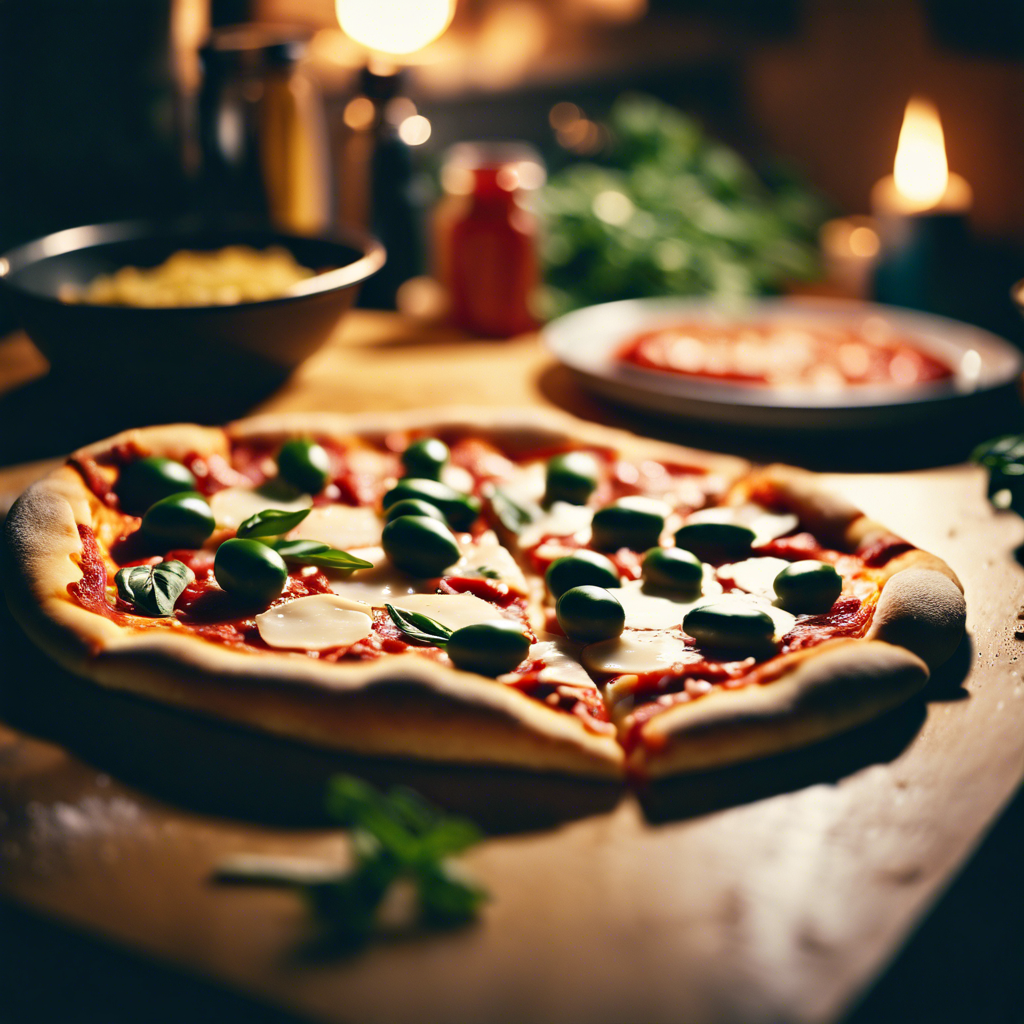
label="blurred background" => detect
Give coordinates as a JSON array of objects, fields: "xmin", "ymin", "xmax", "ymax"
[{"xmin": 2, "ymin": 0, "xmax": 1022, "ymax": 336}]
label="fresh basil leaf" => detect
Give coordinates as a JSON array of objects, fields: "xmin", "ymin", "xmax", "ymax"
[
  {"xmin": 115, "ymin": 559, "xmax": 194, "ymax": 617},
  {"xmin": 490, "ymin": 487, "xmax": 538, "ymax": 535},
  {"xmin": 475, "ymin": 565, "xmax": 502, "ymax": 579},
  {"xmin": 419, "ymin": 818, "xmax": 484, "ymax": 860},
  {"xmin": 385, "ymin": 603, "xmax": 454, "ymax": 647},
  {"xmin": 272, "ymin": 538, "xmax": 373, "ymax": 570},
  {"xmin": 236, "ymin": 506, "xmax": 311, "ymax": 539},
  {"xmin": 416, "ymin": 861, "xmax": 489, "ymax": 925}
]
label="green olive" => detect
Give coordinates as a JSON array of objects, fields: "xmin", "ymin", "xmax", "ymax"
[
  {"xmin": 141, "ymin": 491, "xmax": 215, "ymax": 549},
  {"xmin": 556, "ymin": 585, "xmax": 625, "ymax": 644},
  {"xmin": 642, "ymin": 547, "xmax": 703, "ymax": 592},
  {"xmin": 117, "ymin": 457, "xmax": 197, "ymax": 516},
  {"xmin": 674, "ymin": 521, "xmax": 755, "ymax": 562},
  {"xmin": 590, "ymin": 496, "xmax": 668, "ymax": 552},
  {"xmin": 381, "ymin": 515, "xmax": 461, "ymax": 577},
  {"xmin": 382, "ymin": 478, "xmax": 481, "ymax": 532},
  {"xmin": 683, "ymin": 601, "xmax": 775, "ymax": 654},
  {"xmin": 446, "ymin": 620, "xmax": 530, "ymax": 677},
  {"xmin": 277, "ymin": 439, "xmax": 330, "ymax": 494},
  {"xmin": 401, "ymin": 437, "xmax": 449, "ymax": 480},
  {"xmin": 545, "ymin": 550, "xmax": 621, "ymax": 599},
  {"xmin": 214, "ymin": 538, "xmax": 288, "ymax": 606},
  {"xmin": 383, "ymin": 498, "xmax": 447, "ymax": 524},
  {"xmin": 544, "ymin": 452, "xmax": 599, "ymax": 506},
  {"xmin": 773, "ymin": 560, "xmax": 843, "ymax": 614}
]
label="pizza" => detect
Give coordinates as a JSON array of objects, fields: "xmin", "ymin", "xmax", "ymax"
[{"xmin": 1, "ymin": 408, "xmax": 966, "ymax": 780}]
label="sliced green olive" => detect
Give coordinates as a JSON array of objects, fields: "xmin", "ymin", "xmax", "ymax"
[
  {"xmin": 141, "ymin": 491, "xmax": 215, "ymax": 549},
  {"xmin": 446, "ymin": 621, "xmax": 530, "ymax": 677},
  {"xmin": 773, "ymin": 560, "xmax": 843, "ymax": 614},
  {"xmin": 545, "ymin": 550, "xmax": 621, "ymax": 599},
  {"xmin": 642, "ymin": 547, "xmax": 703, "ymax": 593},
  {"xmin": 117, "ymin": 457, "xmax": 196, "ymax": 516},
  {"xmin": 383, "ymin": 498, "xmax": 447, "ymax": 524},
  {"xmin": 382, "ymin": 478, "xmax": 481, "ymax": 532},
  {"xmin": 683, "ymin": 601, "xmax": 775, "ymax": 654},
  {"xmin": 556, "ymin": 585, "xmax": 625, "ymax": 644},
  {"xmin": 382, "ymin": 515, "xmax": 461, "ymax": 577},
  {"xmin": 590, "ymin": 497, "xmax": 667, "ymax": 552},
  {"xmin": 214, "ymin": 537, "xmax": 288, "ymax": 606},
  {"xmin": 544, "ymin": 451, "xmax": 599, "ymax": 506},
  {"xmin": 277, "ymin": 439, "xmax": 330, "ymax": 494},
  {"xmin": 674, "ymin": 521, "xmax": 755, "ymax": 562},
  {"xmin": 401, "ymin": 437, "xmax": 449, "ymax": 480}
]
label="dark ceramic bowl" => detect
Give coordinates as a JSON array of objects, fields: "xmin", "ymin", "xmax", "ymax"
[{"xmin": 0, "ymin": 219, "xmax": 385, "ymax": 404}]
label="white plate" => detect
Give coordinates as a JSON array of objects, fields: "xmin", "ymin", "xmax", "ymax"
[{"xmin": 543, "ymin": 296, "xmax": 1024, "ymax": 429}]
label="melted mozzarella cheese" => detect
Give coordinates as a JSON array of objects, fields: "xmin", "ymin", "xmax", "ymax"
[
  {"xmin": 529, "ymin": 635, "xmax": 595, "ymax": 689},
  {"xmin": 457, "ymin": 530, "xmax": 528, "ymax": 594},
  {"xmin": 255, "ymin": 594, "xmax": 373, "ymax": 651},
  {"xmin": 210, "ymin": 486, "xmax": 312, "ymax": 530},
  {"xmin": 325, "ymin": 546, "xmax": 431, "ymax": 606},
  {"xmin": 614, "ymin": 573, "xmax": 723, "ymax": 630},
  {"xmin": 496, "ymin": 461, "xmax": 547, "ymax": 507},
  {"xmin": 290, "ymin": 504, "xmax": 383, "ymax": 551},
  {"xmin": 389, "ymin": 593, "xmax": 510, "ymax": 632},
  {"xmin": 583, "ymin": 630, "xmax": 701, "ymax": 676},
  {"xmin": 441, "ymin": 464, "xmax": 476, "ymax": 494},
  {"xmin": 683, "ymin": 503, "xmax": 799, "ymax": 547},
  {"xmin": 718, "ymin": 556, "xmax": 791, "ymax": 599},
  {"xmin": 518, "ymin": 501, "xmax": 594, "ymax": 550}
]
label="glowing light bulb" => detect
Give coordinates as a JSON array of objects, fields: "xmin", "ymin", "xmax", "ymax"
[{"xmin": 336, "ymin": 0, "xmax": 455, "ymax": 57}]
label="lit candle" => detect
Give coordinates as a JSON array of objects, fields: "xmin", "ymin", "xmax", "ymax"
[
  {"xmin": 869, "ymin": 97, "xmax": 973, "ymax": 316},
  {"xmin": 871, "ymin": 97, "xmax": 972, "ymax": 217}
]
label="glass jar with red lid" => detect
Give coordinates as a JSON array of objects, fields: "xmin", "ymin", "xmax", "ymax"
[{"xmin": 434, "ymin": 142, "xmax": 545, "ymax": 337}]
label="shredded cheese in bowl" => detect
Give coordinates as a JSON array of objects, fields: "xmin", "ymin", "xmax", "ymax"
[{"xmin": 60, "ymin": 245, "xmax": 316, "ymax": 307}]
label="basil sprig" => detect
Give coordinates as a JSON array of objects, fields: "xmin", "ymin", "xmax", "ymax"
[
  {"xmin": 236, "ymin": 507, "xmax": 311, "ymax": 539},
  {"xmin": 385, "ymin": 603, "xmax": 453, "ymax": 647},
  {"xmin": 972, "ymin": 434, "xmax": 1024, "ymax": 513},
  {"xmin": 214, "ymin": 774, "xmax": 488, "ymax": 945},
  {"xmin": 272, "ymin": 539, "xmax": 373, "ymax": 570},
  {"xmin": 490, "ymin": 487, "xmax": 538, "ymax": 535},
  {"xmin": 115, "ymin": 559, "xmax": 195, "ymax": 617}
]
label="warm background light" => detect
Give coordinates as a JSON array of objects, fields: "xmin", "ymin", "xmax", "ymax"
[
  {"xmin": 336, "ymin": 0, "xmax": 455, "ymax": 57},
  {"xmin": 893, "ymin": 97, "xmax": 948, "ymax": 209}
]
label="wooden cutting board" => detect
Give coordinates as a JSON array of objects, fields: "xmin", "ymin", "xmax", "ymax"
[{"xmin": 1, "ymin": 313, "xmax": 1022, "ymax": 1023}]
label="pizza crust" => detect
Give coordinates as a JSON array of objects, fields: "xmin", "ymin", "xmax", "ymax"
[{"xmin": 630, "ymin": 638, "xmax": 929, "ymax": 777}]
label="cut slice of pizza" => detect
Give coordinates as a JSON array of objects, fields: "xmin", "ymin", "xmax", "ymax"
[{"xmin": 2, "ymin": 409, "xmax": 965, "ymax": 780}]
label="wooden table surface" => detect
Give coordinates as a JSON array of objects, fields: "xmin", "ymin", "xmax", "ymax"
[{"xmin": 1, "ymin": 312, "xmax": 1023, "ymax": 1024}]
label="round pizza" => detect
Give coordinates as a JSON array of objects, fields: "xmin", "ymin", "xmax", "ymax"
[{"xmin": 1, "ymin": 409, "xmax": 966, "ymax": 780}]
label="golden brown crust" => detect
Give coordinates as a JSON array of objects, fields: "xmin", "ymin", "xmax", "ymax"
[{"xmin": 632, "ymin": 639, "xmax": 929, "ymax": 777}]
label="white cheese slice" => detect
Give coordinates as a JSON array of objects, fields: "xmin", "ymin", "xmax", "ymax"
[
  {"xmin": 583, "ymin": 629, "xmax": 701, "ymax": 676},
  {"xmin": 529, "ymin": 635, "xmax": 595, "ymax": 689},
  {"xmin": 390, "ymin": 592, "xmax": 511, "ymax": 632},
  {"xmin": 290, "ymin": 504, "xmax": 383, "ymax": 551},
  {"xmin": 684, "ymin": 503, "xmax": 799, "ymax": 547},
  {"xmin": 441, "ymin": 464, "xmax": 476, "ymax": 494},
  {"xmin": 457, "ymin": 530, "xmax": 528, "ymax": 594},
  {"xmin": 717, "ymin": 556, "xmax": 791, "ymax": 600},
  {"xmin": 615, "ymin": 573, "xmax": 723, "ymax": 630},
  {"xmin": 325, "ymin": 546, "xmax": 431, "ymax": 606},
  {"xmin": 496, "ymin": 461, "xmax": 547, "ymax": 507},
  {"xmin": 255, "ymin": 594, "xmax": 373, "ymax": 651},
  {"xmin": 518, "ymin": 501, "xmax": 594, "ymax": 551},
  {"xmin": 210, "ymin": 486, "xmax": 312, "ymax": 530}
]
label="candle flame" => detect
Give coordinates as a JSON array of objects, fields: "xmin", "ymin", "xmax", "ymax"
[
  {"xmin": 893, "ymin": 97, "xmax": 949, "ymax": 210},
  {"xmin": 336, "ymin": 0, "xmax": 455, "ymax": 57}
]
